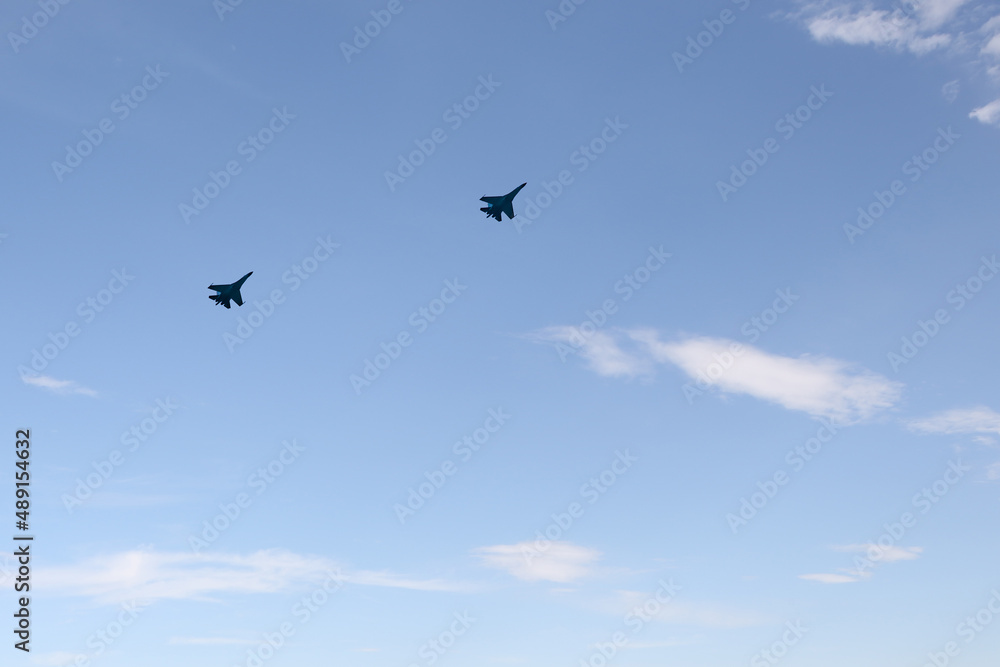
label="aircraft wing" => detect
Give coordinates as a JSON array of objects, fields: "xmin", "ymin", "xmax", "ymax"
[
  {"xmin": 233, "ymin": 290, "xmax": 244, "ymax": 307},
  {"xmin": 502, "ymin": 201, "xmax": 515, "ymax": 219},
  {"xmin": 208, "ymin": 283, "xmax": 227, "ymax": 292},
  {"xmin": 480, "ymin": 196, "xmax": 502, "ymax": 204}
]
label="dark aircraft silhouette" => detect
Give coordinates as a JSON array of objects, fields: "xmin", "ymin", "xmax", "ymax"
[
  {"xmin": 480, "ymin": 183, "xmax": 526, "ymax": 221},
  {"xmin": 208, "ymin": 271, "xmax": 252, "ymax": 309}
]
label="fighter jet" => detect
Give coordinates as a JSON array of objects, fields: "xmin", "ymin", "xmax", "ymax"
[
  {"xmin": 480, "ymin": 182, "xmax": 526, "ymax": 222},
  {"xmin": 208, "ymin": 271, "xmax": 252, "ymax": 309}
]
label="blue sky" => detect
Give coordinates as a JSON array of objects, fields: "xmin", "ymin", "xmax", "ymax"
[{"xmin": 3, "ymin": 0, "xmax": 1000, "ymax": 665}]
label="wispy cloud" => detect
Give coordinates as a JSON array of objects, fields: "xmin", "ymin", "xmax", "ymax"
[
  {"xmin": 616, "ymin": 590, "xmax": 771, "ymax": 627},
  {"xmin": 349, "ymin": 569, "xmax": 473, "ymax": 592},
  {"xmin": 969, "ymin": 97, "xmax": 1000, "ymax": 125},
  {"xmin": 788, "ymin": 1, "xmax": 1000, "ymax": 125},
  {"xmin": 635, "ymin": 333, "xmax": 901, "ymax": 422},
  {"xmin": 795, "ymin": 2, "xmax": 957, "ymax": 54},
  {"xmin": 832, "ymin": 543, "xmax": 923, "ymax": 562},
  {"xmin": 37, "ymin": 548, "xmax": 471, "ymax": 605},
  {"xmin": 596, "ymin": 589, "xmax": 771, "ymax": 628},
  {"xmin": 799, "ymin": 543, "xmax": 922, "ymax": 583},
  {"xmin": 531, "ymin": 327, "xmax": 901, "ymax": 422},
  {"xmin": 21, "ymin": 374, "xmax": 97, "ymax": 397},
  {"xmin": 908, "ymin": 406, "xmax": 1000, "ymax": 436},
  {"xmin": 473, "ymin": 541, "xmax": 601, "ymax": 583},
  {"xmin": 528, "ymin": 327, "xmax": 651, "ymax": 378}
]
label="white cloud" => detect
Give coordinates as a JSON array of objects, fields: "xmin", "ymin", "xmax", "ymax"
[
  {"xmin": 915, "ymin": 0, "xmax": 972, "ymax": 30},
  {"xmin": 969, "ymin": 97, "xmax": 1000, "ymax": 125},
  {"xmin": 609, "ymin": 589, "xmax": 771, "ymax": 628},
  {"xmin": 800, "ymin": 543, "xmax": 922, "ymax": 583},
  {"xmin": 528, "ymin": 327, "xmax": 650, "ymax": 378},
  {"xmin": 909, "ymin": 406, "xmax": 1000, "ymax": 436},
  {"xmin": 37, "ymin": 548, "xmax": 470, "ymax": 605},
  {"xmin": 833, "ymin": 543, "xmax": 923, "ymax": 562},
  {"xmin": 981, "ymin": 32, "xmax": 1000, "ymax": 58},
  {"xmin": 791, "ymin": 2, "xmax": 1000, "ymax": 124},
  {"xmin": 21, "ymin": 374, "xmax": 97, "ymax": 397},
  {"xmin": 984, "ymin": 33, "xmax": 1000, "ymax": 57},
  {"xmin": 800, "ymin": 4, "xmax": 953, "ymax": 54},
  {"xmin": 473, "ymin": 541, "xmax": 601, "ymax": 583},
  {"xmin": 528, "ymin": 327, "xmax": 901, "ymax": 422},
  {"xmin": 634, "ymin": 333, "xmax": 901, "ymax": 423},
  {"xmin": 349, "ymin": 569, "xmax": 471, "ymax": 592}
]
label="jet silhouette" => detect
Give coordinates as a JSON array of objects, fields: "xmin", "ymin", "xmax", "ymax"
[
  {"xmin": 208, "ymin": 271, "xmax": 252, "ymax": 309},
  {"xmin": 480, "ymin": 183, "xmax": 526, "ymax": 221}
]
